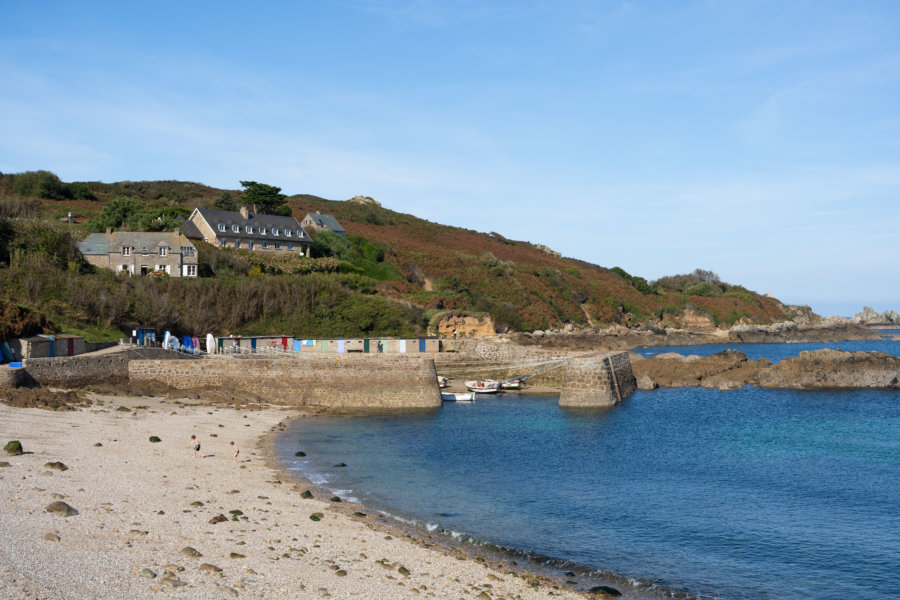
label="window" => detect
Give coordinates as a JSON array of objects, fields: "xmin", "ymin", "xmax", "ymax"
[
  {"xmin": 220, "ymin": 239, "xmax": 226, "ymax": 247},
  {"xmin": 122, "ymin": 246, "xmax": 131, "ymax": 256},
  {"xmin": 141, "ymin": 247, "xmax": 148, "ymax": 256},
  {"xmin": 272, "ymin": 227, "xmax": 279, "ymax": 236},
  {"xmin": 159, "ymin": 247, "xmax": 168, "ymax": 257},
  {"xmin": 218, "ymin": 223, "xmax": 226, "ymax": 232},
  {"xmin": 285, "ymin": 229, "xmax": 292, "ymax": 237},
  {"xmin": 288, "ymin": 243, "xmax": 293, "ymax": 251},
  {"xmin": 232, "ymin": 224, "xmax": 239, "ymax": 233},
  {"xmin": 261, "ymin": 241, "xmax": 267, "ymax": 249},
  {"xmin": 246, "ymin": 225, "xmax": 253, "ymax": 233},
  {"xmin": 185, "ymin": 264, "xmax": 197, "ymax": 277},
  {"xmin": 260, "ymin": 226, "xmax": 266, "ymax": 235},
  {"xmin": 234, "ymin": 240, "xmax": 240, "ymax": 248},
  {"xmin": 182, "ymin": 246, "xmax": 195, "ymax": 257},
  {"xmin": 297, "ymin": 229, "xmax": 304, "ymax": 237},
  {"xmin": 274, "ymin": 242, "xmax": 280, "ymax": 250},
  {"xmin": 248, "ymin": 241, "xmax": 254, "ymax": 250}
]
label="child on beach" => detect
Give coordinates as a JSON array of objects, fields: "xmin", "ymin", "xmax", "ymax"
[
  {"xmin": 190, "ymin": 435, "xmax": 201, "ymax": 458},
  {"xmin": 231, "ymin": 441, "xmax": 239, "ymax": 463}
]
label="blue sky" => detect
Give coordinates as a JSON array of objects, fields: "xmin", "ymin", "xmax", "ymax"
[{"xmin": 2, "ymin": 1, "xmax": 898, "ymax": 317}]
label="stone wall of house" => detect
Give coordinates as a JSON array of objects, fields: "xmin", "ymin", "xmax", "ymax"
[
  {"xmin": 129, "ymin": 354, "xmax": 441, "ymax": 409},
  {"xmin": 559, "ymin": 351, "xmax": 636, "ymax": 408}
]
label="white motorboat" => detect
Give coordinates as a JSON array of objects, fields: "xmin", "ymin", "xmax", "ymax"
[
  {"xmin": 441, "ymin": 392, "xmax": 474, "ymax": 402},
  {"xmin": 464, "ymin": 379, "xmax": 501, "ymax": 393},
  {"xmin": 437, "ymin": 376, "xmax": 449, "ymax": 388}
]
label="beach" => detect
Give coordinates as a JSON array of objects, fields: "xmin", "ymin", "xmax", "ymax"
[{"xmin": 0, "ymin": 395, "xmax": 589, "ymax": 600}]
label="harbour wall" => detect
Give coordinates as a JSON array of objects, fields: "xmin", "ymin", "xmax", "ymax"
[
  {"xmin": 129, "ymin": 354, "xmax": 442, "ymax": 409},
  {"xmin": 559, "ymin": 351, "xmax": 636, "ymax": 408},
  {"xmin": 19, "ymin": 347, "xmax": 195, "ymax": 389}
]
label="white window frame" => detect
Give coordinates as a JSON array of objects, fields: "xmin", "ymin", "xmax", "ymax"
[
  {"xmin": 245, "ymin": 225, "xmax": 253, "ymax": 233},
  {"xmin": 232, "ymin": 224, "xmax": 239, "ymax": 233},
  {"xmin": 260, "ymin": 226, "xmax": 266, "ymax": 235},
  {"xmin": 218, "ymin": 223, "xmax": 226, "ymax": 232},
  {"xmin": 184, "ymin": 264, "xmax": 197, "ymax": 277},
  {"xmin": 181, "ymin": 246, "xmax": 195, "ymax": 257},
  {"xmin": 159, "ymin": 247, "xmax": 168, "ymax": 257},
  {"xmin": 272, "ymin": 227, "xmax": 279, "ymax": 236},
  {"xmin": 122, "ymin": 246, "xmax": 131, "ymax": 256},
  {"xmin": 297, "ymin": 229, "xmax": 304, "ymax": 237},
  {"xmin": 285, "ymin": 229, "xmax": 292, "ymax": 237}
]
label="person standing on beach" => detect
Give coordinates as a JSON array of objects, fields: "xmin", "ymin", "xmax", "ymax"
[
  {"xmin": 190, "ymin": 435, "xmax": 201, "ymax": 458},
  {"xmin": 230, "ymin": 441, "xmax": 239, "ymax": 463}
]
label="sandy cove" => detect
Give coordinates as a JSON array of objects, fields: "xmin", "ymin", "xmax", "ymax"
[{"xmin": 0, "ymin": 395, "xmax": 593, "ymax": 600}]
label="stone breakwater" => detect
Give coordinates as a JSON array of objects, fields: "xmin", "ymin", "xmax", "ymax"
[
  {"xmin": 560, "ymin": 352, "xmax": 636, "ymax": 407},
  {"xmin": 632, "ymin": 349, "xmax": 900, "ymax": 390},
  {"xmin": 129, "ymin": 354, "xmax": 442, "ymax": 409}
]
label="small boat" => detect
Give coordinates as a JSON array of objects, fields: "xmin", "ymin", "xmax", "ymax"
[
  {"xmin": 437, "ymin": 376, "xmax": 449, "ymax": 388},
  {"xmin": 500, "ymin": 379, "xmax": 525, "ymax": 390},
  {"xmin": 464, "ymin": 379, "xmax": 501, "ymax": 393},
  {"xmin": 441, "ymin": 392, "xmax": 474, "ymax": 402}
]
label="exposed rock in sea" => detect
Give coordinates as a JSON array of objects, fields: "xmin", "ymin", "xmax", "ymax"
[
  {"xmin": 853, "ymin": 306, "xmax": 900, "ymax": 325},
  {"xmin": 588, "ymin": 585, "xmax": 622, "ymax": 596},
  {"xmin": 758, "ymin": 350, "xmax": 900, "ymax": 389},
  {"xmin": 636, "ymin": 374, "xmax": 658, "ymax": 390}
]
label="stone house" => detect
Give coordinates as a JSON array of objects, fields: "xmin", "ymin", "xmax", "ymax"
[
  {"xmin": 301, "ymin": 211, "xmax": 346, "ymax": 236},
  {"xmin": 78, "ymin": 230, "xmax": 198, "ymax": 277},
  {"xmin": 189, "ymin": 207, "xmax": 313, "ymax": 255}
]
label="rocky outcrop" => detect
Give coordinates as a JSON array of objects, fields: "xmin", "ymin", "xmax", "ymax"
[
  {"xmin": 852, "ymin": 306, "xmax": 900, "ymax": 325},
  {"xmin": 631, "ymin": 350, "xmax": 764, "ymax": 390},
  {"xmin": 758, "ymin": 349, "xmax": 900, "ymax": 389},
  {"xmin": 632, "ymin": 349, "xmax": 900, "ymax": 390},
  {"xmin": 514, "ymin": 320, "xmax": 880, "ymax": 352},
  {"xmin": 435, "ymin": 313, "xmax": 496, "ymax": 338}
]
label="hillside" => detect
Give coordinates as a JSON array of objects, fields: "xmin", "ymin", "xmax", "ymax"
[{"xmin": 0, "ymin": 171, "xmax": 792, "ymax": 340}]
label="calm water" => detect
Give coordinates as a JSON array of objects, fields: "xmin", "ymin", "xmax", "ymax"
[{"xmin": 277, "ymin": 369, "xmax": 900, "ymax": 599}]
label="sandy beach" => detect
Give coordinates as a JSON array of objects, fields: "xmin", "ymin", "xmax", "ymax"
[{"xmin": 0, "ymin": 394, "xmax": 591, "ymax": 600}]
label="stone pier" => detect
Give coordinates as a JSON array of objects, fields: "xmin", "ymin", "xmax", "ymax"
[
  {"xmin": 129, "ymin": 354, "xmax": 442, "ymax": 409},
  {"xmin": 559, "ymin": 351, "xmax": 636, "ymax": 408}
]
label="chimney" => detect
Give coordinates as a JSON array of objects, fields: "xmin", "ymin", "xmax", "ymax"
[
  {"xmin": 240, "ymin": 205, "xmax": 249, "ymax": 219},
  {"xmin": 174, "ymin": 228, "xmax": 180, "ymax": 237},
  {"xmin": 105, "ymin": 227, "xmax": 111, "ymax": 235}
]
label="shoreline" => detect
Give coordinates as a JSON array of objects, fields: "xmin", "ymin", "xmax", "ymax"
[{"xmin": 0, "ymin": 394, "xmax": 614, "ymax": 600}]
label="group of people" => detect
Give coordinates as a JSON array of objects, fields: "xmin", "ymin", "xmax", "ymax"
[{"xmin": 189, "ymin": 435, "xmax": 240, "ymax": 463}]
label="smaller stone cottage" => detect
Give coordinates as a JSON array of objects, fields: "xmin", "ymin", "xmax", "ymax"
[
  {"xmin": 301, "ymin": 211, "xmax": 346, "ymax": 236},
  {"xmin": 78, "ymin": 229, "xmax": 198, "ymax": 277}
]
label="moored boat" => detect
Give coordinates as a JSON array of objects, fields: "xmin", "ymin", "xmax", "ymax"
[
  {"xmin": 437, "ymin": 376, "xmax": 449, "ymax": 388},
  {"xmin": 441, "ymin": 392, "xmax": 474, "ymax": 402},
  {"xmin": 500, "ymin": 378, "xmax": 525, "ymax": 390},
  {"xmin": 464, "ymin": 379, "xmax": 501, "ymax": 393}
]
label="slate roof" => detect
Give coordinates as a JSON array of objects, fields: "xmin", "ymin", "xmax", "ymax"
[
  {"xmin": 303, "ymin": 212, "xmax": 346, "ymax": 235},
  {"xmin": 191, "ymin": 208, "xmax": 311, "ymax": 242},
  {"xmin": 175, "ymin": 216, "xmax": 204, "ymax": 239},
  {"xmin": 78, "ymin": 231, "xmax": 195, "ymax": 255}
]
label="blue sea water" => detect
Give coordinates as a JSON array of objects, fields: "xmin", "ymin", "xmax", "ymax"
[{"xmin": 277, "ymin": 356, "xmax": 900, "ymax": 600}]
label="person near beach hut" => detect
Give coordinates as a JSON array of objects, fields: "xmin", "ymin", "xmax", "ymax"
[{"xmin": 190, "ymin": 434, "xmax": 201, "ymax": 458}]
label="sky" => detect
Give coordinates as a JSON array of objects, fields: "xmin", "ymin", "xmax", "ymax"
[{"xmin": 1, "ymin": 1, "xmax": 898, "ymax": 317}]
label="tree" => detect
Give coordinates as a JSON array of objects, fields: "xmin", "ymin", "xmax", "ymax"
[
  {"xmin": 239, "ymin": 181, "xmax": 287, "ymax": 215},
  {"xmin": 214, "ymin": 191, "xmax": 237, "ymax": 211},
  {"xmin": 87, "ymin": 196, "xmax": 147, "ymax": 231}
]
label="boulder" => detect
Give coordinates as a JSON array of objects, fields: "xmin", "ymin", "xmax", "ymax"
[
  {"xmin": 45, "ymin": 501, "xmax": 78, "ymax": 516},
  {"xmin": 759, "ymin": 350, "xmax": 900, "ymax": 389},
  {"xmin": 3, "ymin": 440, "xmax": 22, "ymax": 456}
]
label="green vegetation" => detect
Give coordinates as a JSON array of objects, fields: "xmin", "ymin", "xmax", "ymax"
[
  {"xmin": 0, "ymin": 171, "xmax": 789, "ymax": 338},
  {"xmin": 239, "ymin": 181, "xmax": 289, "ymax": 215}
]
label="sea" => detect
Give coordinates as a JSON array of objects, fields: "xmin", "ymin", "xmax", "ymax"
[{"xmin": 276, "ymin": 334, "xmax": 900, "ymax": 600}]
